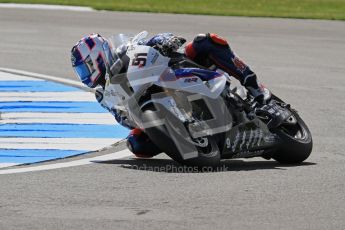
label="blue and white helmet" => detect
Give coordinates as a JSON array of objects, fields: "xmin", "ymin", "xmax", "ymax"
[{"xmin": 71, "ymin": 33, "xmax": 115, "ymax": 88}]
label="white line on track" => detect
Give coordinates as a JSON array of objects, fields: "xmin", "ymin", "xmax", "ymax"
[
  {"xmin": 0, "ymin": 149, "xmax": 133, "ymax": 175},
  {"xmin": 0, "ymin": 3, "xmax": 94, "ymax": 12},
  {"xmin": 0, "ymin": 163, "xmax": 18, "ymax": 169},
  {"xmin": 0, "ymin": 92, "xmax": 96, "ymax": 102},
  {"xmin": 0, "ymin": 138, "xmax": 122, "ymax": 151},
  {"xmin": 0, "ymin": 72, "xmax": 42, "ymax": 81},
  {"xmin": 0, "ymin": 113, "xmax": 117, "ymax": 125},
  {"xmin": 0, "ymin": 68, "xmax": 92, "ymax": 92}
]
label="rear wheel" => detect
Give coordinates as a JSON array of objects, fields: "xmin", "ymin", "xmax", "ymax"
[{"xmin": 272, "ymin": 111, "xmax": 312, "ymax": 164}]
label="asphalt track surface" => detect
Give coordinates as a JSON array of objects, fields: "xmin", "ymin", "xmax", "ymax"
[{"xmin": 1, "ymin": 7, "xmax": 345, "ymax": 230}]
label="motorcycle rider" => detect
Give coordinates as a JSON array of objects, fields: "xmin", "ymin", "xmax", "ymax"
[{"xmin": 70, "ymin": 32, "xmax": 270, "ymax": 158}]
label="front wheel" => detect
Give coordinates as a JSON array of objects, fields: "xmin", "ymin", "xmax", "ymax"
[
  {"xmin": 141, "ymin": 106, "xmax": 221, "ymax": 167},
  {"xmin": 272, "ymin": 111, "xmax": 313, "ymax": 164}
]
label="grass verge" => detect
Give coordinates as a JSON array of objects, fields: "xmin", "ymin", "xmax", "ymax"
[{"xmin": 1, "ymin": 0, "xmax": 345, "ymax": 20}]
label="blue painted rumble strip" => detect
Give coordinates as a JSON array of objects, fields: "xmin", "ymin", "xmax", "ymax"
[
  {"xmin": 0, "ymin": 72, "xmax": 129, "ymax": 166},
  {"xmin": 0, "ymin": 101, "xmax": 107, "ymax": 113},
  {"xmin": 0, "ymin": 81, "xmax": 80, "ymax": 92},
  {"xmin": 0, "ymin": 123, "xmax": 129, "ymax": 138},
  {"xmin": 0, "ymin": 149, "xmax": 85, "ymax": 164}
]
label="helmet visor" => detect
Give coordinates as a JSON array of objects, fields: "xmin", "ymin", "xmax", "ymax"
[{"xmin": 73, "ymin": 62, "xmax": 92, "ymax": 86}]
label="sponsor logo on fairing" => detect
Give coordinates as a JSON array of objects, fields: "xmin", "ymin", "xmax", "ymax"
[
  {"xmin": 263, "ymin": 134, "xmax": 278, "ymax": 143},
  {"xmin": 231, "ymin": 132, "xmax": 241, "ymax": 152},
  {"xmin": 239, "ymin": 130, "xmax": 247, "ymax": 150},
  {"xmin": 151, "ymin": 52, "xmax": 159, "ymax": 64},
  {"xmin": 226, "ymin": 127, "xmax": 266, "ymax": 153},
  {"xmin": 231, "ymin": 150, "xmax": 264, "ymax": 158},
  {"xmin": 246, "ymin": 129, "xmax": 254, "ymax": 149},
  {"xmin": 184, "ymin": 78, "xmax": 198, "ymax": 83}
]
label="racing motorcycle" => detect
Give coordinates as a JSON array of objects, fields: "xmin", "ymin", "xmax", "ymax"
[{"xmin": 106, "ymin": 31, "xmax": 313, "ymax": 167}]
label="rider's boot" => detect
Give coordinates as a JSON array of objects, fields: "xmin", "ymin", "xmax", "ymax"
[
  {"xmin": 243, "ymin": 73, "xmax": 271, "ymax": 104},
  {"xmin": 247, "ymin": 85, "xmax": 271, "ymax": 105},
  {"xmin": 126, "ymin": 128, "xmax": 162, "ymax": 158}
]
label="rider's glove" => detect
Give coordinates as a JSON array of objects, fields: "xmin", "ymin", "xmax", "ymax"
[
  {"xmin": 147, "ymin": 33, "xmax": 186, "ymax": 56},
  {"xmin": 161, "ymin": 36, "xmax": 186, "ymax": 56}
]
